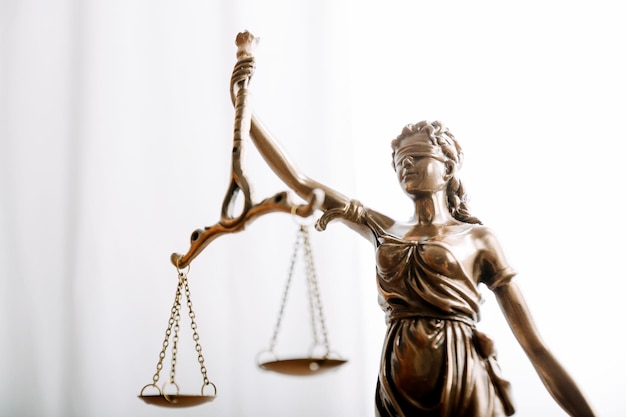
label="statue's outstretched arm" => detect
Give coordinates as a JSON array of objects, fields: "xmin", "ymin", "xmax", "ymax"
[
  {"xmin": 494, "ymin": 282, "xmax": 596, "ymax": 417},
  {"xmin": 250, "ymin": 114, "xmax": 350, "ymax": 212}
]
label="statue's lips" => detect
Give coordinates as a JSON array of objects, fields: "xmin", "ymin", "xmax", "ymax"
[{"xmin": 401, "ymin": 171, "xmax": 421, "ymax": 181}]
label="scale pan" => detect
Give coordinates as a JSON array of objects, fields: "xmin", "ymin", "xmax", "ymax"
[
  {"xmin": 138, "ymin": 394, "xmax": 216, "ymax": 408},
  {"xmin": 259, "ymin": 358, "xmax": 347, "ymax": 376}
]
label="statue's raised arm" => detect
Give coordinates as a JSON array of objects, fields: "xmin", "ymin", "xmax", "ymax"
[{"xmin": 248, "ymin": 115, "xmax": 349, "ymax": 213}]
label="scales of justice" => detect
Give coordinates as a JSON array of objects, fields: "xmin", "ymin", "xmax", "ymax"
[
  {"xmin": 138, "ymin": 31, "xmax": 346, "ymax": 408},
  {"xmin": 139, "ymin": 31, "xmax": 596, "ymax": 416}
]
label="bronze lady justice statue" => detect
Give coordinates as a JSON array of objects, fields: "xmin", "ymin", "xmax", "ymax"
[
  {"xmin": 249, "ymin": 116, "xmax": 596, "ymax": 417},
  {"xmin": 230, "ymin": 34, "xmax": 595, "ymax": 417}
]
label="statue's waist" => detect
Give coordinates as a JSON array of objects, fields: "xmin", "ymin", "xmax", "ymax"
[{"xmin": 386, "ymin": 308, "xmax": 477, "ymax": 327}]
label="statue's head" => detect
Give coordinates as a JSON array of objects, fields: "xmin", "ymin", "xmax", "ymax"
[
  {"xmin": 391, "ymin": 121, "xmax": 480, "ymax": 224},
  {"xmin": 391, "ymin": 120, "xmax": 462, "ymax": 174}
]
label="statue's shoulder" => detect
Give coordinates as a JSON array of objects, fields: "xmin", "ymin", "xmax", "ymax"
[
  {"xmin": 466, "ymin": 224, "xmax": 497, "ymax": 238},
  {"xmin": 363, "ymin": 208, "xmax": 395, "ymax": 230},
  {"xmin": 464, "ymin": 224, "xmax": 508, "ymax": 254}
]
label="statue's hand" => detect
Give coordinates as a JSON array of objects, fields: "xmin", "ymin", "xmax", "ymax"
[
  {"xmin": 235, "ymin": 31, "xmax": 259, "ymax": 58},
  {"xmin": 230, "ymin": 32, "xmax": 258, "ymax": 103}
]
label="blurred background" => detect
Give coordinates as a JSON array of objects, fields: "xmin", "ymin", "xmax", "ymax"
[{"xmin": 1, "ymin": 1, "xmax": 624, "ymax": 416}]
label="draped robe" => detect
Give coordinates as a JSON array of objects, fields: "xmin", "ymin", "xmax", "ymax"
[{"xmin": 365, "ymin": 213, "xmax": 516, "ymax": 417}]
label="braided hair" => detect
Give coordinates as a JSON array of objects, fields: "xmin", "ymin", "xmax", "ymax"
[{"xmin": 391, "ymin": 121, "xmax": 482, "ymax": 225}]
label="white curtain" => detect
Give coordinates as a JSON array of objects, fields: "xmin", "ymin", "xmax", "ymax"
[{"xmin": 1, "ymin": 1, "xmax": 623, "ymax": 416}]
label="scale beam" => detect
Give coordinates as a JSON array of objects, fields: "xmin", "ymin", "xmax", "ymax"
[{"xmin": 171, "ymin": 191, "xmax": 319, "ymax": 269}]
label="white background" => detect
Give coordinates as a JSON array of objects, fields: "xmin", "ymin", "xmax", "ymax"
[{"xmin": 1, "ymin": 1, "xmax": 623, "ymax": 416}]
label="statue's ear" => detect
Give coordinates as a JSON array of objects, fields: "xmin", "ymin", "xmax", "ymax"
[{"xmin": 444, "ymin": 160, "xmax": 456, "ymax": 180}]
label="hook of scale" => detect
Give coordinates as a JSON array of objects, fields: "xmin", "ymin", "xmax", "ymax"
[{"xmin": 257, "ymin": 210, "xmax": 347, "ymax": 376}]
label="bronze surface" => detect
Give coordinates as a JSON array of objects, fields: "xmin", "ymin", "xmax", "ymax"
[
  {"xmin": 259, "ymin": 358, "xmax": 348, "ymax": 376},
  {"xmin": 138, "ymin": 394, "xmax": 216, "ymax": 408}
]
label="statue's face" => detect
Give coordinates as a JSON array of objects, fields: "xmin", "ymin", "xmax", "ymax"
[{"xmin": 394, "ymin": 132, "xmax": 450, "ymax": 196}]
